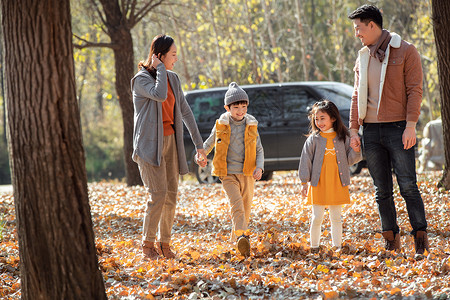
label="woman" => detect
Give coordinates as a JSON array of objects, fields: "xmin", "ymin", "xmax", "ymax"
[{"xmin": 131, "ymin": 34, "xmax": 206, "ymax": 259}]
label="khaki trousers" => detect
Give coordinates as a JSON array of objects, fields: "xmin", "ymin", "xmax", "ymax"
[
  {"xmin": 220, "ymin": 174, "xmax": 255, "ymax": 241},
  {"xmin": 136, "ymin": 134, "xmax": 179, "ymax": 243}
]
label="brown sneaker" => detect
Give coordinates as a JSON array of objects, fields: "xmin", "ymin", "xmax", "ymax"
[
  {"xmin": 414, "ymin": 231, "xmax": 429, "ymax": 259},
  {"xmin": 158, "ymin": 242, "xmax": 176, "ymax": 259},
  {"xmin": 142, "ymin": 241, "xmax": 160, "ymax": 260},
  {"xmin": 382, "ymin": 231, "xmax": 401, "ymax": 251},
  {"xmin": 237, "ymin": 235, "xmax": 250, "ymax": 257}
]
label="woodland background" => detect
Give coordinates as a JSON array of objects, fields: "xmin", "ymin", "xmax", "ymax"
[{"xmin": 0, "ymin": 0, "xmax": 441, "ymax": 183}]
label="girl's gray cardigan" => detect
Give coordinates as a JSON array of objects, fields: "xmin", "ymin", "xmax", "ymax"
[
  {"xmin": 131, "ymin": 64, "xmax": 204, "ymax": 175},
  {"xmin": 298, "ymin": 133, "xmax": 362, "ymax": 187}
]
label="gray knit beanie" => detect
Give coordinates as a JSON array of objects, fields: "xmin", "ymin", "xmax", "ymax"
[{"xmin": 224, "ymin": 82, "xmax": 249, "ymax": 106}]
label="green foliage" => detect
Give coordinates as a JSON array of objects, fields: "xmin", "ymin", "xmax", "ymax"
[
  {"xmin": 83, "ymin": 118, "xmax": 125, "ymax": 182},
  {"xmin": 0, "ymin": 138, "xmax": 11, "ymax": 185}
]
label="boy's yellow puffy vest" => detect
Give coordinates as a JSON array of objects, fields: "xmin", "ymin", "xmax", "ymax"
[{"xmin": 212, "ymin": 113, "xmax": 258, "ymax": 177}]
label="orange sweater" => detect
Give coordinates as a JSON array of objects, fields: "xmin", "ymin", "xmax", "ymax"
[{"xmin": 162, "ymin": 80, "xmax": 175, "ymax": 136}]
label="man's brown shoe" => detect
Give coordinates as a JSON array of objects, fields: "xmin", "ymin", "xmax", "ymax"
[
  {"xmin": 142, "ymin": 241, "xmax": 160, "ymax": 260},
  {"xmin": 414, "ymin": 231, "xmax": 429, "ymax": 259},
  {"xmin": 382, "ymin": 231, "xmax": 401, "ymax": 251}
]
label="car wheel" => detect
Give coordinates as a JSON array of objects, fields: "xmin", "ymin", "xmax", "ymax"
[
  {"xmin": 260, "ymin": 171, "xmax": 273, "ymax": 181},
  {"xmin": 350, "ymin": 161, "xmax": 364, "ymax": 175},
  {"xmin": 194, "ymin": 157, "xmax": 219, "ymax": 184}
]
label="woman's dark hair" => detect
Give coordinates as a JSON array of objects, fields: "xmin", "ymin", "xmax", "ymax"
[
  {"xmin": 348, "ymin": 4, "xmax": 383, "ymax": 29},
  {"xmin": 308, "ymin": 100, "xmax": 349, "ymax": 141},
  {"xmin": 138, "ymin": 34, "xmax": 174, "ymax": 79}
]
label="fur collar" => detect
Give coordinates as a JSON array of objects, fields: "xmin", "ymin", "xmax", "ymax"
[
  {"xmin": 360, "ymin": 32, "xmax": 401, "ymax": 54},
  {"xmin": 217, "ymin": 112, "xmax": 258, "ymax": 126}
]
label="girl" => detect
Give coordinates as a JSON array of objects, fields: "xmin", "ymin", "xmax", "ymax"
[
  {"xmin": 131, "ymin": 34, "xmax": 207, "ymax": 259},
  {"xmin": 298, "ymin": 100, "xmax": 362, "ymax": 252}
]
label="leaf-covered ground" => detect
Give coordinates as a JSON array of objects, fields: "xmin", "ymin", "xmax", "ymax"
[{"xmin": 1, "ymin": 170, "xmax": 450, "ymax": 299}]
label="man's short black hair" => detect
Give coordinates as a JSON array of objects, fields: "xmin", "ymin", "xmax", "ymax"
[{"xmin": 348, "ymin": 4, "xmax": 383, "ymax": 29}]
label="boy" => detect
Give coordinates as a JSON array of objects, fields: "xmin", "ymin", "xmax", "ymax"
[{"xmin": 199, "ymin": 82, "xmax": 264, "ymax": 256}]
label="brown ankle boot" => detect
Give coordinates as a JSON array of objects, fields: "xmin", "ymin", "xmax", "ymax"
[
  {"xmin": 414, "ymin": 231, "xmax": 429, "ymax": 259},
  {"xmin": 382, "ymin": 231, "xmax": 401, "ymax": 251},
  {"xmin": 142, "ymin": 241, "xmax": 160, "ymax": 260},
  {"xmin": 158, "ymin": 242, "xmax": 176, "ymax": 259}
]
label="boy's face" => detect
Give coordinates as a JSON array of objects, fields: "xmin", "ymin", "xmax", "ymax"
[{"xmin": 225, "ymin": 102, "xmax": 248, "ymax": 121}]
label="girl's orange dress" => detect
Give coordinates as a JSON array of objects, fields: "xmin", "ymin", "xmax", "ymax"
[{"xmin": 307, "ymin": 131, "xmax": 350, "ymax": 205}]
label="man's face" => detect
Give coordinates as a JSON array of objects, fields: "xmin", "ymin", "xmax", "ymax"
[{"xmin": 352, "ymin": 19, "xmax": 378, "ymax": 46}]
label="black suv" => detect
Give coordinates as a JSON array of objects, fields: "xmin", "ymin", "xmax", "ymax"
[{"xmin": 184, "ymin": 81, "xmax": 365, "ymax": 183}]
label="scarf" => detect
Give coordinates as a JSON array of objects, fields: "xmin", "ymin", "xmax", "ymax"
[{"xmin": 368, "ymin": 29, "xmax": 392, "ymax": 62}]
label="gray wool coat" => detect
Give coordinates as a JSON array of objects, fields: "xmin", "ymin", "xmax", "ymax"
[
  {"xmin": 298, "ymin": 133, "xmax": 362, "ymax": 187},
  {"xmin": 131, "ymin": 63, "xmax": 203, "ymax": 175}
]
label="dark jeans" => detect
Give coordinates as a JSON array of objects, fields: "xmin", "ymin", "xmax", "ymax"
[{"xmin": 362, "ymin": 121, "xmax": 427, "ymax": 236}]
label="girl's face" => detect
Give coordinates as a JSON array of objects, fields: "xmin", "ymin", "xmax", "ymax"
[
  {"xmin": 314, "ymin": 110, "xmax": 335, "ymax": 132},
  {"xmin": 225, "ymin": 102, "xmax": 248, "ymax": 121},
  {"xmin": 160, "ymin": 43, "xmax": 178, "ymax": 70}
]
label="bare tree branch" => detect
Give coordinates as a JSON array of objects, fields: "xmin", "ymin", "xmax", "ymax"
[
  {"xmin": 129, "ymin": 0, "xmax": 165, "ymax": 28},
  {"xmin": 73, "ymin": 34, "xmax": 116, "ymax": 49},
  {"xmin": 89, "ymin": 0, "xmax": 108, "ymax": 30}
]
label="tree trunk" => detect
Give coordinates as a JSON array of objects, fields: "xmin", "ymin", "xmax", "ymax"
[
  {"xmin": 1, "ymin": 0, "xmax": 107, "ymax": 299},
  {"xmin": 95, "ymin": 54, "xmax": 104, "ymax": 119},
  {"xmin": 170, "ymin": 6, "xmax": 192, "ymax": 86},
  {"xmin": 98, "ymin": 0, "xmax": 143, "ymax": 186},
  {"xmin": 114, "ymin": 41, "xmax": 142, "ymax": 186},
  {"xmin": 243, "ymin": 0, "xmax": 261, "ymax": 83},
  {"xmin": 432, "ymin": 0, "xmax": 450, "ymax": 189},
  {"xmin": 295, "ymin": 0, "xmax": 309, "ymax": 81},
  {"xmin": 261, "ymin": 0, "xmax": 282, "ymax": 83},
  {"xmin": 207, "ymin": 0, "xmax": 225, "ymax": 85}
]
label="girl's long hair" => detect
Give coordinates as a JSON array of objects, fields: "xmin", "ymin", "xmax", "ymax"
[
  {"xmin": 138, "ymin": 34, "xmax": 174, "ymax": 79},
  {"xmin": 308, "ymin": 99, "xmax": 349, "ymax": 141}
]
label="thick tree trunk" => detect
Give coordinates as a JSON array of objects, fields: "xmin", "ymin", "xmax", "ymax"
[
  {"xmin": 1, "ymin": 0, "xmax": 107, "ymax": 299},
  {"xmin": 432, "ymin": 0, "xmax": 450, "ymax": 189},
  {"xmin": 114, "ymin": 39, "xmax": 142, "ymax": 186},
  {"xmin": 98, "ymin": 0, "xmax": 142, "ymax": 186}
]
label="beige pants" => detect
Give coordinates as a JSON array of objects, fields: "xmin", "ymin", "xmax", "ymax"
[
  {"xmin": 136, "ymin": 134, "xmax": 179, "ymax": 243},
  {"xmin": 220, "ymin": 174, "xmax": 255, "ymax": 241}
]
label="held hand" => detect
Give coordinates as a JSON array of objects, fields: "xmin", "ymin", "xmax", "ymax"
[
  {"xmin": 350, "ymin": 135, "xmax": 361, "ymax": 148},
  {"xmin": 350, "ymin": 139, "xmax": 361, "ymax": 153},
  {"xmin": 402, "ymin": 127, "xmax": 417, "ymax": 150},
  {"xmin": 300, "ymin": 184, "xmax": 308, "ymax": 198},
  {"xmin": 253, "ymin": 168, "xmax": 263, "ymax": 180},
  {"xmin": 195, "ymin": 149, "xmax": 207, "ymax": 168},
  {"xmin": 151, "ymin": 54, "xmax": 162, "ymax": 69}
]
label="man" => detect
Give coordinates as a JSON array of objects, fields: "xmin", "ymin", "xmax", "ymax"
[{"xmin": 348, "ymin": 5, "xmax": 429, "ymax": 258}]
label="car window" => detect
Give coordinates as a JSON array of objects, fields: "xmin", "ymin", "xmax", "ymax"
[
  {"xmin": 315, "ymin": 85, "xmax": 352, "ymax": 111},
  {"xmin": 281, "ymin": 87, "xmax": 317, "ymax": 119},
  {"xmin": 245, "ymin": 88, "xmax": 282, "ymax": 121},
  {"xmin": 186, "ymin": 91, "xmax": 225, "ymax": 123}
]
